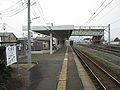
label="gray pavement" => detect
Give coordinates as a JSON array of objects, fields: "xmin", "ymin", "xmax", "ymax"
[
  {"xmin": 26, "ymin": 46, "xmax": 83, "ymax": 90},
  {"xmin": 67, "ymin": 47, "xmax": 84, "ymax": 90}
]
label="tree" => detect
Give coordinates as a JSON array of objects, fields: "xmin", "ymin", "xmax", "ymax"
[{"xmin": 114, "ymin": 37, "xmax": 120, "ymax": 42}]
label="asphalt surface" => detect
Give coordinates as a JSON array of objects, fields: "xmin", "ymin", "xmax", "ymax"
[{"xmin": 27, "ymin": 46, "xmax": 83, "ymax": 90}]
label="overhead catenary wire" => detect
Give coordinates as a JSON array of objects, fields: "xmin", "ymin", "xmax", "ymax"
[
  {"xmin": 86, "ymin": 0, "xmax": 114, "ymax": 25},
  {"xmin": 111, "ymin": 18, "xmax": 120, "ymax": 24},
  {"xmin": 94, "ymin": 0, "xmax": 107, "ymax": 14},
  {"xmin": 93, "ymin": 2, "xmax": 120, "ymax": 24},
  {"xmin": 90, "ymin": 0, "xmax": 114, "ymax": 24},
  {"xmin": 84, "ymin": 0, "xmax": 107, "ymax": 25}
]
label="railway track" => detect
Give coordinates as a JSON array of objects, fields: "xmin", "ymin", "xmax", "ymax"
[
  {"xmin": 79, "ymin": 44, "xmax": 120, "ymax": 57},
  {"xmin": 73, "ymin": 47, "xmax": 120, "ymax": 90},
  {"xmin": 91, "ymin": 46, "xmax": 120, "ymax": 57}
]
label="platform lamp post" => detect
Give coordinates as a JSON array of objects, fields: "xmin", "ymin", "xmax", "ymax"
[{"xmin": 108, "ymin": 24, "xmax": 110, "ymax": 45}]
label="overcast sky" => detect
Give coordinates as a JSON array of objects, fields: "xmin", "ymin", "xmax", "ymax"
[{"xmin": 0, "ymin": 0, "xmax": 120, "ymax": 41}]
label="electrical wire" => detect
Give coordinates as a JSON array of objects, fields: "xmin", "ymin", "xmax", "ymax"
[
  {"xmin": 36, "ymin": 0, "xmax": 47, "ymax": 23},
  {"xmin": 31, "ymin": 7, "xmax": 49, "ymax": 30},
  {"xmin": 0, "ymin": 0, "xmax": 22, "ymax": 12},
  {"xmin": 86, "ymin": 0, "xmax": 114, "ymax": 25},
  {"xmin": 1, "ymin": 0, "xmax": 27, "ymax": 17},
  {"xmin": 31, "ymin": 0, "xmax": 46, "ymax": 26},
  {"xmin": 90, "ymin": 0, "xmax": 114, "ymax": 23},
  {"xmin": 34, "ymin": 0, "xmax": 47, "ymax": 24},
  {"xmin": 1, "ymin": 0, "xmax": 25, "ymax": 14},
  {"xmin": 5, "ymin": 23, "xmax": 17, "ymax": 31},
  {"xmin": 4, "ymin": 4, "xmax": 27, "ymax": 17},
  {"xmin": 111, "ymin": 18, "xmax": 120, "ymax": 24},
  {"xmin": 84, "ymin": 0, "xmax": 107, "ymax": 25},
  {"xmin": 95, "ymin": 0, "xmax": 107, "ymax": 14},
  {"xmin": 93, "ymin": 2, "xmax": 120, "ymax": 24},
  {"xmin": 111, "ymin": 27, "xmax": 120, "ymax": 30}
]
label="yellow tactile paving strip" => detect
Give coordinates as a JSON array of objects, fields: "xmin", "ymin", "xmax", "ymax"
[{"xmin": 57, "ymin": 47, "xmax": 68, "ymax": 90}]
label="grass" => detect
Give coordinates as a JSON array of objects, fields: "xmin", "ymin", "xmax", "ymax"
[{"xmin": 0, "ymin": 67, "xmax": 12, "ymax": 83}]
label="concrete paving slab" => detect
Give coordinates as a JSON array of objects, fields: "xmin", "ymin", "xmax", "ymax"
[
  {"xmin": 71, "ymin": 46, "xmax": 97, "ymax": 90},
  {"xmin": 27, "ymin": 47, "xmax": 66, "ymax": 90},
  {"xmin": 67, "ymin": 47, "xmax": 84, "ymax": 90},
  {"xmin": 26, "ymin": 46, "xmax": 84, "ymax": 90}
]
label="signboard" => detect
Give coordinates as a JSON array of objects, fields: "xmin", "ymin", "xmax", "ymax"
[
  {"xmin": 6, "ymin": 45, "xmax": 17, "ymax": 66},
  {"xmin": 0, "ymin": 37, "xmax": 1, "ymax": 42}
]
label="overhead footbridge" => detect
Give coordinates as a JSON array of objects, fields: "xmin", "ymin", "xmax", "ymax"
[{"xmin": 72, "ymin": 26, "xmax": 108, "ymax": 44}]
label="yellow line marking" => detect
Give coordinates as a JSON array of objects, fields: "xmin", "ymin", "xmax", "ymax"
[
  {"xmin": 64, "ymin": 58, "xmax": 68, "ymax": 61},
  {"xmin": 57, "ymin": 47, "xmax": 68, "ymax": 90},
  {"xmin": 57, "ymin": 81, "xmax": 66, "ymax": 90}
]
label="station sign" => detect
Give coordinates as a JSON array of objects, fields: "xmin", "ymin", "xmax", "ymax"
[{"xmin": 6, "ymin": 45, "xmax": 17, "ymax": 66}]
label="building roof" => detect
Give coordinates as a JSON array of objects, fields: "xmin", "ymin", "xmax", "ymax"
[
  {"xmin": 0, "ymin": 32, "xmax": 13, "ymax": 36},
  {"xmin": 0, "ymin": 32, "xmax": 17, "ymax": 38}
]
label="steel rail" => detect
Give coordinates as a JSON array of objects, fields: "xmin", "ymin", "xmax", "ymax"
[
  {"xmin": 91, "ymin": 47, "xmax": 120, "ymax": 57},
  {"xmin": 73, "ymin": 47, "xmax": 120, "ymax": 89},
  {"xmin": 80, "ymin": 44, "xmax": 120, "ymax": 57},
  {"xmin": 73, "ymin": 48, "xmax": 106, "ymax": 90},
  {"xmin": 94, "ymin": 46, "xmax": 120, "ymax": 53}
]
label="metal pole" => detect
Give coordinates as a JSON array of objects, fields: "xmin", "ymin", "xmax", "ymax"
[
  {"xmin": 108, "ymin": 24, "xmax": 110, "ymax": 45},
  {"xmin": 49, "ymin": 23, "xmax": 53, "ymax": 54},
  {"xmin": 3, "ymin": 23, "xmax": 5, "ymax": 42},
  {"xmin": 50, "ymin": 30, "xmax": 52, "ymax": 54},
  {"xmin": 28, "ymin": 0, "xmax": 31, "ymax": 64},
  {"xmin": 56, "ymin": 38, "xmax": 58, "ymax": 45}
]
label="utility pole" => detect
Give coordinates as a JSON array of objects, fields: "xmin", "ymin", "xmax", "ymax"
[
  {"xmin": 3, "ymin": 23, "xmax": 5, "ymax": 42},
  {"xmin": 28, "ymin": 0, "xmax": 31, "ymax": 64},
  {"xmin": 108, "ymin": 24, "xmax": 110, "ymax": 45}
]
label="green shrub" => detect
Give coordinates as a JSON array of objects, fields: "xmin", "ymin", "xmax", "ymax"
[{"xmin": 0, "ymin": 46, "xmax": 12, "ymax": 83}]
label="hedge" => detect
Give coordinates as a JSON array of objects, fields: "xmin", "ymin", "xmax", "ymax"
[{"xmin": 0, "ymin": 46, "xmax": 12, "ymax": 83}]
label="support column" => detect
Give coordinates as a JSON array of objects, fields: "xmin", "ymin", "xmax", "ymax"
[
  {"xmin": 56, "ymin": 38, "xmax": 58, "ymax": 45},
  {"xmin": 108, "ymin": 24, "xmax": 110, "ymax": 45},
  {"xmin": 50, "ymin": 31, "xmax": 52, "ymax": 54}
]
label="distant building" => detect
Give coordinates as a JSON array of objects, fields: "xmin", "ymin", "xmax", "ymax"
[
  {"xmin": 110, "ymin": 41, "xmax": 120, "ymax": 45},
  {"xmin": 0, "ymin": 32, "xmax": 17, "ymax": 42},
  {"xmin": 32, "ymin": 36, "xmax": 50, "ymax": 50}
]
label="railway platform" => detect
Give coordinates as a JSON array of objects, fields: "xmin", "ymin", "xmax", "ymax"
[{"xmin": 25, "ymin": 46, "xmax": 96, "ymax": 90}]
